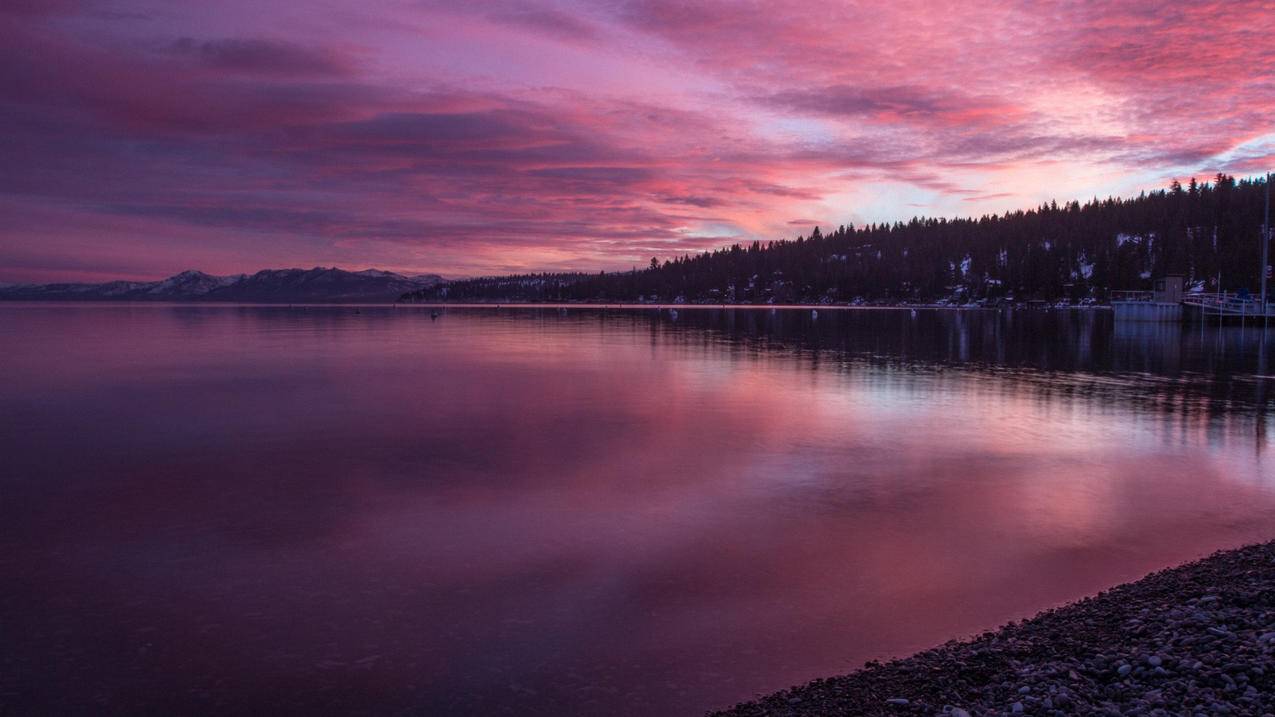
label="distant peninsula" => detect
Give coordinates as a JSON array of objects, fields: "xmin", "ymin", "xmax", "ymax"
[{"xmin": 0, "ymin": 267, "xmax": 442, "ymax": 304}]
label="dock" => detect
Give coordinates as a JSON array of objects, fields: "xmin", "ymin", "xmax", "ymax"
[{"xmin": 1113, "ymin": 282, "xmax": 1275, "ymax": 324}]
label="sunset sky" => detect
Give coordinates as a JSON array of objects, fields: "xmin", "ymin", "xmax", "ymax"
[{"xmin": 3, "ymin": 0, "xmax": 1273, "ymax": 283}]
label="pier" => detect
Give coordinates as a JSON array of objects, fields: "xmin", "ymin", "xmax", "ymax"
[
  {"xmin": 1113, "ymin": 285, "xmax": 1275, "ymax": 324},
  {"xmin": 1181, "ymin": 292, "xmax": 1275, "ymax": 323}
]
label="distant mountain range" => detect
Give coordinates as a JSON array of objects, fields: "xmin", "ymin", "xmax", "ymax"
[{"xmin": 0, "ymin": 268, "xmax": 444, "ymax": 303}]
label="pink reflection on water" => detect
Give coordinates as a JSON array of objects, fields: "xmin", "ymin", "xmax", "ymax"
[{"xmin": 1, "ymin": 305, "xmax": 1273, "ymax": 715}]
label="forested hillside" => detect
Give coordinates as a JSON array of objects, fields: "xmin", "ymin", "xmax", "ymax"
[{"xmin": 404, "ymin": 174, "xmax": 1272, "ymax": 304}]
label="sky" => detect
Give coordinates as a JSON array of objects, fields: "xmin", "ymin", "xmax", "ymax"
[{"xmin": 2, "ymin": 1, "xmax": 1274, "ymax": 283}]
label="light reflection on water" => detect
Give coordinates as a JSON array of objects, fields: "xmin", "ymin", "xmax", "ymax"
[{"xmin": 1, "ymin": 304, "xmax": 1273, "ymax": 716}]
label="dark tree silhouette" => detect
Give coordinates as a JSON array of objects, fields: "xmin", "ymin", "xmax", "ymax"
[{"xmin": 402, "ymin": 175, "xmax": 1272, "ymax": 305}]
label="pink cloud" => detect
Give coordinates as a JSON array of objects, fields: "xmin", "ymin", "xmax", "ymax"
[{"xmin": 2, "ymin": 0, "xmax": 1272, "ymax": 281}]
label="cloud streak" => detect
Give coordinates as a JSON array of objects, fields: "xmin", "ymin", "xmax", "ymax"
[{"xmin": 2, "ymin": 0, "xmax": 1273, "ymax": 281}]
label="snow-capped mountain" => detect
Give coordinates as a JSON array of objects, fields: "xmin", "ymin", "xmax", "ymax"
[
  {"xmin": 143, "ymin": 270, "xmax": 246, "ymax": 298},
  {"xmin": 0, "ymin": 267, "xmax": 444, "ymax": 303}
]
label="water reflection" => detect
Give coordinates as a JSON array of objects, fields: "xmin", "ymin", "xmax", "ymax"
[{"xmin": 1, "ymin": 304, "xmax": 1273, "ymax": 716}]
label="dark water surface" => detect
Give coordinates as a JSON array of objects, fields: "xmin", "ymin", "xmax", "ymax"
[{"xmin": 2, "ymin": 304, "xmax": 1274, "ymax": 716}]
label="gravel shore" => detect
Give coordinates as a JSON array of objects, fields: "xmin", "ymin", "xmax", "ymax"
[{"xmin": 711, "ymin": 541, "xmax": 1275, "ymax": 716}]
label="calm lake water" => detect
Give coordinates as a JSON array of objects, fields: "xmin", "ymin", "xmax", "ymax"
[{"xmin": 2, "ymin": 304, "xmax": 1274, "ymax": 716}]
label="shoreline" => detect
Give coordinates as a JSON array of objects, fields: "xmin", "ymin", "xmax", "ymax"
[
  {"xmin": 0, "ymin": 300, "xmax": 1115, "ymax": 311},
  {"xmin": 710, "ymin": 540, "xmax": 1275, "ymax": 716}
]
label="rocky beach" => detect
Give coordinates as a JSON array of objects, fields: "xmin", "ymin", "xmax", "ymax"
[{"xmin": 713, "ymin": 541, "xmax": 1275, "ymax": 717}]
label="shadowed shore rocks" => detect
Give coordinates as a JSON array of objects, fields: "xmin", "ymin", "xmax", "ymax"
[{"xmin": 711, "ymin": 540, "xmax": 1275, "ymax": 717}]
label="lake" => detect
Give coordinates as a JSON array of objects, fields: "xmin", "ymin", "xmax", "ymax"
[{"xmin": 2, "ymin": 303, "xmax": 1273, "ymax": 716}]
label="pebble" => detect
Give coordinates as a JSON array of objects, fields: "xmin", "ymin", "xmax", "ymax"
[{"xmin": 712, "ymin": 541, "xmax": 1275, "ymax": 717}]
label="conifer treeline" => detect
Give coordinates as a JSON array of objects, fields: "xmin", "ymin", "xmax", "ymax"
[{"xmin": 403, "ymin": 174, "xmax": 1272, "ymax": 304}]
